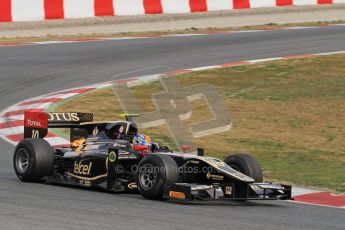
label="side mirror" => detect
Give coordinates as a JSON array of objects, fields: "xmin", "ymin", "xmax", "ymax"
[{"xmin": 197, "ymin": 148, "xmax": 204, "ymax": 157}]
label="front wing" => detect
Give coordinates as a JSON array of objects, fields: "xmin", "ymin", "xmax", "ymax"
[{"xmin": 163, "ymin": 182, "xmax": 292, "ymax": 201}]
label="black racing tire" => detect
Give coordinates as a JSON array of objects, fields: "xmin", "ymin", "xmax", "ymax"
[
  {"xmin": 136, "ymin": 154, "xmax": 179, "ymax": 200},
  {"xmin": 13, "ymin": 138, "xmax": 54, "ymax": 182},
  {"xmin": 224, "ymin": 153, "xmax": 263, "ymax": 182}
]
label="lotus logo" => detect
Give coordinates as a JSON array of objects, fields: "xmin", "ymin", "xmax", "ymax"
[
  {"xmin": 92, "ymin": 126, "xmax": 99, "ymax": 136},
  {"xmin": 108, "ymin": 151, "xmax": 117, "ymax": 163},
  {"xmin": 48, "ymin": 113, "xmax": 80, "ymax": 122},
  {"xmin": 225, "ymin": 186, "xmax": 232, "ymax": 195}
]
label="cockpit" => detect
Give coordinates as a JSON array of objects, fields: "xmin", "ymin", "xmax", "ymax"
[
  {"xmin": 104, "ymin": 122, "xmax": 138, "ymax": 140},
  {"xmin": 70, "ymin": 121, "xmax": 139, "ymax": 149}
]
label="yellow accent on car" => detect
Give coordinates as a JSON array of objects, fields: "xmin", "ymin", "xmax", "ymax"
[{"xmin": 169, "ymin": 191, "xmax": 186, "ymax": 199}]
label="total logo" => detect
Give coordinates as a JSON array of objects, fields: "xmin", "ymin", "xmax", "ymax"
[
  {"xmin": 74, "ymin": 161, "xmax": 92, "ymax": 176},
  {"xmin": 27, "ymin": 119, "xmax": 42, "ymax": 127}
]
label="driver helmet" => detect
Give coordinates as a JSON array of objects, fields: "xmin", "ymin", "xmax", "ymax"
[
  {"xmin": 132, "ymin": 133, "xmax": 152, "ymax": 146},
  {"xmin": 105, "ymin": 123, "xmax": 126, "ymax": 140}
]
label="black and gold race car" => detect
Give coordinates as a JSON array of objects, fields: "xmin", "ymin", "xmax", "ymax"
[{"xmin": 13, "ymin": 111, "xmax": 291, "ymax": 201}]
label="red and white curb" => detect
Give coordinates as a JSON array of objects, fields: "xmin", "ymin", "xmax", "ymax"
[
  {"xmin": 1, "ymin": 24, "xmax": 345, "ymax": 48},
  {"xmin": 292, "ymin": 188, "xmax": 345, "ymax": 208},
  {"xmin": 1, "ymin": 49, "xmax": 345, "ymax": 208},
  {"xmin": 1, "ymin": 0, "xmax": 344, "ymax": 23}
]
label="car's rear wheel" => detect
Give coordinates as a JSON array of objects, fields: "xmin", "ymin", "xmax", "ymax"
[
  {"xmin": 224, "ymin": 153, "xmax": 263, "ymax": 182},
  {"xmin": 136, "ymin": 154, "xmax": 179, "ymax": 200},
  {"xmin": 13, "ymin": 138, "xmax": 54, "ymax": 182}
]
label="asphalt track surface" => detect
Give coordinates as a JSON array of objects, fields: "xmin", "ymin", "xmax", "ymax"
[{"xmin": 0, "ymin": 26, "xmax": 344, "ymax": 230}]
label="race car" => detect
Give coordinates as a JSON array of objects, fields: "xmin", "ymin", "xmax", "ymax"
[{"xmin": 13, "ymin": 111, "xmax": 292, "ymax": 201}]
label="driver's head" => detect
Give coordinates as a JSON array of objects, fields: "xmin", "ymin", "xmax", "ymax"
[
  {"xmin": 133, "ymin": 133, "xmax": 152, "ymax": 146},
  {"xmin": 105, "ymin": 123, "xmax": 126, "ymax": 139}
]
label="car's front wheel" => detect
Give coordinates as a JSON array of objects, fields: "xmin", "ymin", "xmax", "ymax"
[
  {"xmin": 13, "ymin": 138, "xmax": 54, "ymax": 182},
  {"xmin": 136, "ymin": 154, "xmax": 179, "ymax": 200},
  {"xmin": 224, "ymin": 153, "xmax": 263, "ymax": 182}
]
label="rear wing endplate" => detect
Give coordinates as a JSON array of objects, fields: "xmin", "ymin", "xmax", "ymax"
[{"xmin": 24, "ymin": 111, "xmax": 93, "ymax": 139}]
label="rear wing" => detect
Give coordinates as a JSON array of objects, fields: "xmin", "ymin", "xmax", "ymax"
[{"xmin": 24, "ymin": 111, "xmax": 93, "ymax": 139}]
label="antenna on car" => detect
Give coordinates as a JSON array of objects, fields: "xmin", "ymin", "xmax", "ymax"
[{"xmin": 119, "ymin": 113, "xmax": 140, "ymax": 122}]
